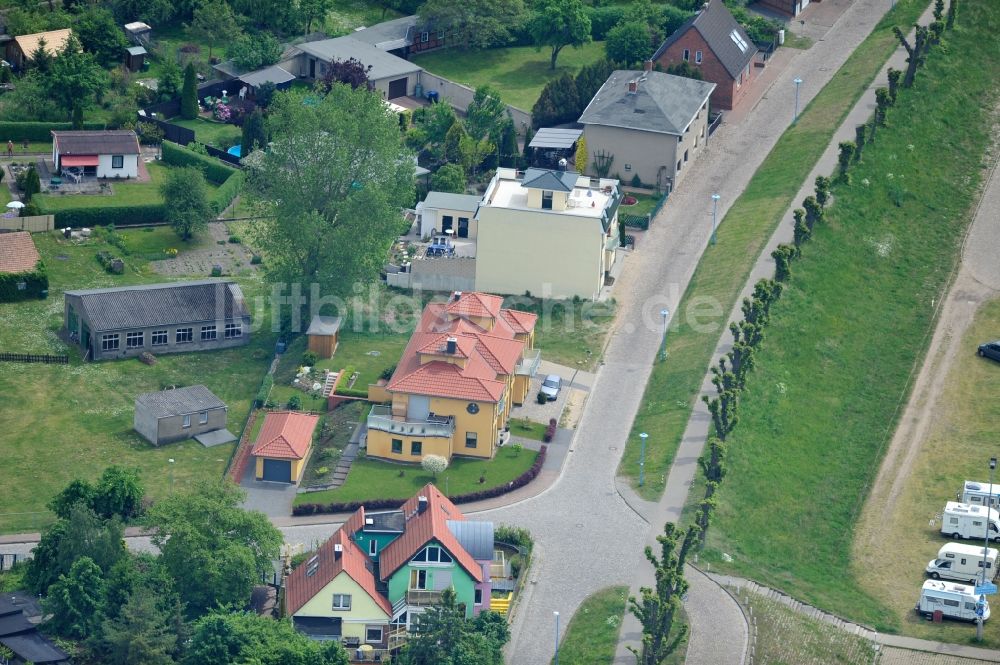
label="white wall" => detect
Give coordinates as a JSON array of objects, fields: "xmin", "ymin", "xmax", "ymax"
[{"xmin": 97, "ymin": 153, "xmax": 139, "ymax": 179}]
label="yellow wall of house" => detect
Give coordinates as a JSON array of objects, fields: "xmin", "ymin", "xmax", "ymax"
[
  {"xmin": 367, "ymin": 394, "xmax": 503, "ymax": 461},
  {"xmin": 476, "ymin": 206, "xmax": 611, "ymax": 300},
  {"xmin": 367, "ymin": 430, "xmax": 453, "ymax": 462},
  {"xmin": 254, "ymin": 456, "xmax": 306, "ymax": 482},
  {"xmin": 292, "ymin": 570, "xmax": 389, "ymax": 641},
  {"xmin": 368, "ymin": 384, "xmax": 389, "ymax": 403},
  {"xmin": 513, "ymin": 375, "xmax": 530, "ymax": 405}
]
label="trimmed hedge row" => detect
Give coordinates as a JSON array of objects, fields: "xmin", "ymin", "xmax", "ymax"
[
  {"xmin": 0, "ymin": 121, "xmax": 105, "ymax": 142},
  {"xmin": 162, "ymin": 140, "xmax": 237, "ymax": 185},
  {"xmin": 45, "ymin": 203, "xmax": 167, "ymax": 227},
  {"xmin": 292, "ymin": 444, "xmax": 548, "ymax": 516},
  {"xmin": 0, "ymin": 266, "xmax": 48, "ymax": 302},
  {"xmin": 211, "ymin": 171, "xmax": 244, "ymax": 215}
]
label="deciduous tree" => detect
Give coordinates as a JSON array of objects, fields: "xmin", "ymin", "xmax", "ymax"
[
  {"xmin": 227, "ymin": 32, "xmax": 281, "ymax": 70},
  {"xmin": 421, "ymin": 454, "xmax": 449, "ymax": 477},
  {"xmin": 45, "ymin": 556, "xmax": 105, "ymax": 639},
  {"xmin": 25, "ymin": 503, "xmax": 125, "ymax": 595},
  {"xmin": 185, "ymin": 612, "xmax": 349, "ymax": 665},
  {"xmin": 299, "ymin": 0, "xmax": 333, "ymax": 33},
  {"xmin": 605, "ymin": 21, "xmax": 652, "ymax": 67},
  {"xmin": 161, "ymin": 166, "xmax": 212, "ymax": 241},
  {"xmin": 75, "ymin": 7, "xmax": 129, "ymax": 69},
  {"xmin": 431, "ymin": 163, "xmax": 466, "ymax": 193},
  {"xmin": 527, "ymin": 0, "xmax": 592, "ymax": 70},
  {"xmin": 465, "ymin": 85, "xmax": 508, "ymax": 142},
  {"xmin": 398, "ymin": 588, "xmax": 508, "ymax": 665},
  {"xmin": 44, "ymin": 35, "xmax": 107, "ymax": 119},
  {"xmin": 245, "ymin": 86, "xmax": 414, "ymax": 299},
  {"xmin": 158, "ymin": 59, "xmax": 184, "ymax": 101},
  {"xmin": 419, "ymin": 0, "xmax": 526, "ymax": 50},
  {"xmin": 188, "ymin": 2, "xmax": 241, "ymax": 61},
  {"xmin": 317, "ymin": 57, "xmax": 373, "ymax": 92}
]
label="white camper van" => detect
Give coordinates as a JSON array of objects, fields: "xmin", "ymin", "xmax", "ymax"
[
  {"xmin": 961, "ymin": 481, "xmax": 1000, "ymax": 509},
  {"xmin": 916, "ymin": 580, "xmax": 990, "ymax": 622},
  {"xmin": 941, "ymin": 502, "xmax": 1000, "ymax": 541},
  {"xmin": 926, "ymin": 543, "xmax": 998, "ymax": 584}
]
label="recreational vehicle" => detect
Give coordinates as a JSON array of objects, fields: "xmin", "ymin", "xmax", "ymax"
[
  {"xmin": 960, "ymin": 481, "xmax": 1000, "ymax": 509},
  {"xmin": 941, "ymin": 502, "xmax": 1000, "ymax": 542},
  {"xmin": 916, "ymin": 580, "xmax": 989, "ymax": 622},
  {"xmin": 926, "ymin": 543, "xmax": 998, "ymax": 584}
]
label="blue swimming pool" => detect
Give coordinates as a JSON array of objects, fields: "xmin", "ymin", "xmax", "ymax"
[{"xmin": 228, "ymin": 144, "xmax": 241, "ymax": 157}]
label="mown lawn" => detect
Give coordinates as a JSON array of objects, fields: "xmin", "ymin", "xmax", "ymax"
[
  {"xmin": 412, "ymin": 41, "xmax": 606, "ymax": 111},
  {"xmin": 34, "ymin": 162, "xmax": 219, "ymax": 211},
  {"xmin": 323, "ymin": 0, "xmax": 402, "ymax": 36},
  {"xmin": 167, "ymin": 117, "xmax": 242, "ymax": 149},
  {"xmin": 507, "ymin": 297, "xmax": 616, "ymax": 371},
  {"xmin": 552, "ymin": 586, "xmax": 628, "ymax": 665},
  {"xmin": 853, "ymin": 297, "xmax": 1000, "ymax": 646},
  {"xmin": 317, "ymin": 331, "xmax": 410, "ymax": 390},
  {"xmin": 0, "ymin": 231, "xmax": 274, "ymax": 535},
  {"xmin": 617, "ymin": 0, "xmax": 931, "ymax": 501},
  {"xmin": 704, "ymin": 3, "xmax": 1000, "ymax": 631},
  {"xmin": 294, "ymin": 446, "xmax": 538, "ymax": 505}
]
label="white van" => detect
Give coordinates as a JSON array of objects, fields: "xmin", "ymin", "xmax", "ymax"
[
  {"xmin": 916, "ymin": 580, "xmax": 989, "ymax": 622},
  {"xmin": 960, "ymin": 481, "xmax": 1000, "ymax": 509},
  {"xmin": 941, "ymin": 502, "xmax": 1000, "ymax": 542},
  {"xmin": 926, "ymin": 543, "xmax": 998, "ymax": 584}
]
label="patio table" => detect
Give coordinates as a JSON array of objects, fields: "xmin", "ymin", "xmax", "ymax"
[{"xmin": 49, "ymin": 177, "xmax": 62, "ymax": 185}]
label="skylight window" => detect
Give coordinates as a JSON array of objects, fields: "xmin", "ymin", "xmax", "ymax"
[{"xmin": 730, "ymin": 29, "xmax": 748, "ymax": 53}]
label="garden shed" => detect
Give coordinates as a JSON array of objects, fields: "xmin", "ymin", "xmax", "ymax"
[
  {"xmin": 134, "ymin": 384, "xmax": 231, "ymax": 446},
  {"xmin": 306, "ymin": 315, "xmax": 342, "ymax": 359},
  {"xmin": 124, "ymin": 45, "xmax": 146, "ymax": 71}
]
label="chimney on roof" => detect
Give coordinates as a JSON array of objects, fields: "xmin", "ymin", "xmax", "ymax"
[
  {"xmin": 446, "ymin": 337, "xmax": 457, "ymax": 354},
  {"xmin": 334, "ymin": 543, "xmax": 343, "ymax": 559},
  {"xmin": 452, "ymin": 290, "xmax": 463, "ymax": 302},
  {"xmin": 627, "ymin": 80, "xmax": 638, "ymax": 94},
  {"xmin": 643, "ymin": 59, "xmax": 653, "ymax": 72},
  {"xmin": 417, "ymin": 496, "xmax": 428, "ymax": 514}
]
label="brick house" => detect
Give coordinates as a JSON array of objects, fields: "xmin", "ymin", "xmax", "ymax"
[{"xmin": 652, "ymin": 0, "xmax": 759, "ymax": 111}]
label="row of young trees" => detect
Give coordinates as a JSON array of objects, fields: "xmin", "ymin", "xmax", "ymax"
[{"xmin": 691, "ymin": 0, "xmax": 958, "ymax": 574}]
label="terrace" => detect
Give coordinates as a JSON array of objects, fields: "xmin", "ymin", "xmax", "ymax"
[{"xmin": 366, "ymin": 404, "xmax": 455, "ymax": 438}]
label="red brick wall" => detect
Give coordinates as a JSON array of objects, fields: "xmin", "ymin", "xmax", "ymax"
[{"xmin": 654, "ymin": 29, "xmax": 756, "ymax": 111}]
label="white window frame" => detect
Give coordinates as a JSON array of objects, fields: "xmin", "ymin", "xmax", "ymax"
[
  {"xmin": 101, "ymin": 334, "xmax": 120, "ymax": 351},
  {"xmin": 224, "ymin": 322, "xmax": 242, "ymax": 338},
  {"xmin": 332, "ymin": 593, "xmax": 352, "ymax": 610},
  {"xmin": 369, "ymin": 539, "xmax": 377, "ymax": 556},
  {"xmin": 682, "ymin": 48, "xmax": 689, "ymax": 61},
  {"xmin": 111, "ymin": 155, "xmax": 124, "ymax": 169},
  {"xmin": 200, "ymin": 325, "xmax": 217, "ymax": 341},
  {"xmin": 151, "ymin": 329, "xmax": 168, "ymax": 346},
  {"xmin": 183, "ymin": 414, "xmax": 192, "ymax": 428},
  {"xmin": 366, "ymin": 626, "xmax": 383, "ymax": 643},
  {"xmin": 695, "ymin": 50, "xmax": 703, "ymax": 64},
  {"xmin": 199, "ymin": 411, "xmax": 208, "ymax": 424},
  {"xmin": 421, "ymin": 31, "xmax": 429, "ymax": 43},
  {"xmin": 474, "ymin": 588, "xmax": 483, "ymax": 605},
  {"xmin": 176, "ymin": 327, "xmax": 193, "ymax": 344},
  {"xmin": 465, "ymin": 432, "xmax": 477, "ymax": 448},
  {"xmin": 126, "ymin": 331, "xmax": 143, "ymax": 348}
]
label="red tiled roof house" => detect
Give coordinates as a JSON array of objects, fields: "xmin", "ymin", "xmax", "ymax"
[
  {"xmin": 285, "ymin": 484, "xmax": 496, "ymax": 648},
  {"xmin": 652, "ymin": 0, "xmax": 760, "ymax": 111},
  {"xmin": 251, "ymin": 411, "xmax": 319, "ymax": 483},
  {"xmin": 366, "ymin": 291, "xmax": 538, "ymax": 463}
]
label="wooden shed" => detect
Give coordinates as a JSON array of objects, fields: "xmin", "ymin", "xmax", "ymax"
[
  {"xmin": 124, "ymin": 45, "xmax": 147, "ymax": 72},
  {"xmin": 307, "ymin": 315, "xmax": 342, "ymax": 359}
]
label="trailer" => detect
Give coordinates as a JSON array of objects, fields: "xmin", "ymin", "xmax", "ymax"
[
  {"xmin": 926, "ymin": 543, "xmax": 998, "ymax": 584},
  {"xmin": 941, "ymin": 502, "xmax": 1000, "ymax": 542},
  {"xmin": 916, "ymin": 580, "xmax": 989, "ymax": 622}
]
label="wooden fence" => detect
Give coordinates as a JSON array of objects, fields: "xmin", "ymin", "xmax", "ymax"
[
  {"xmin": 0, "ymin": 352, "xmax": 69, "ymax": 364},
  {"xmin": 0, "ymin": 214, "xmax": 55, "ymax": 232}
]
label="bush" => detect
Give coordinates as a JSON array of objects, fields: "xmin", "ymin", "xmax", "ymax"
[
  {"xmin": 495, "ymin": 524, "xmax": 534, "ymax": 551},
  {"xmin": 210, "ymin": 171, "xmax": 244, "ymax": 215},
  {"xmin": 587, "ymin": 5, "xmax": 626, "ymax": 40},
  {"xmin": 42, "ymin": 204, "xmax": 166, "ymax": 227},
  {"xmin": 379, "ymin": 364, "xmax": 396, "ymax": 381},
  {"xmin": 95, "ymin": 251, "xmax": 124, "ymax": 274},
  {"xmin": 255, "ymin": 376, "xmax": 273, "ymax": 407},
  {"xmin": 287, "ymin": 395, "xmax": 302, "ymax": 410},
  {"xmin": 0, "ymin": 266, "xmax": 48, "ymax": 302},
  {"xmin": 536, "ymin": 391, "xmax": 547, "ymax": 404},
  {"xmin": 302, "ymin": 350, "xmax": 319, "ymax": 366},
  {"xmin": 630, "ymin": 174, "xmax": 643, "ymax": 188},
  {"xmin": 162, "ymin": 140, "xmax": 238, "ymax": 185},
  {"xmin": 250, "ymin": 254, "xmax": 263, "ymax": 265},
  {"xmin": 543, "ymin": 418, "xmax": 557, "ymax": 442},
  {"xmin": 0, "ymin": 121, "xmax": 104, "ymax": 142},
  {"xmin": 228, "ymin": 235, "xmax": 241, "ymax": 244}
]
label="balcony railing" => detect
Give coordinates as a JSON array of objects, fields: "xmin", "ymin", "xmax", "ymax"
[
  {"xmin": 516, "ymin": 349, "xmax": 541, "ymax": 376},
  {"xmin": 406, "ymin": 589, "xmax": 444, "ymax": 605},
  {"xmin": 368, "ymin": 405, "xmax": 455, "ymax": 438}
]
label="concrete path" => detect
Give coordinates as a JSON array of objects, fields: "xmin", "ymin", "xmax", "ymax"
[{"xmin": 714, "ymin": 572, "xmax": 1000, "ymax": 663}]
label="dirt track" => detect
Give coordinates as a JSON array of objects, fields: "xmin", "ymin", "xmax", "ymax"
[{"xmin": 854, "ymin": 113, "xmax": 1000, "ymax": 569}]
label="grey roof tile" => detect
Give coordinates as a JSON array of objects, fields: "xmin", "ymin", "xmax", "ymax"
[
  {"xmin": 652, "ymin": 0, "xmax": 758, "ymax": 80},
  {"xmin": 51, "ymin": 130, "xmax": 140, "ymax": 155},
  {"xmin": 135, "ymin": 385, "xmax": 226, "ymax": 418},
  {"xmin": 521, "ymin": 168, "xmax": 578, "ymax": 192},
  {"xmin": 578, "ymin": 70, "xmax": 715, "ymax": 135}
]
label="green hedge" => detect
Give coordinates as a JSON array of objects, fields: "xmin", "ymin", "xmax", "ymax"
[
  {"xmin": 0, "ymin": 265, "xmax": 48, "ymax": 302},
  {"xmin": 45, "ymin": 203, "xmax": 166, "ymax": 227},
  {"xmin": 162, "ymin": 140, "xmax": 237, "ymax": 185},
  {"xmin": 211, "ymin": 171, "xmax": 244, "ymax": 215},
  {"xmin": 0, "ymin": 121, "xmax": 106, "ymax": 142}
]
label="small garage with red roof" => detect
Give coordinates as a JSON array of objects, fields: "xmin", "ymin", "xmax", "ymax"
[{"xmin": 252, "ymin": 411, "xmax": 319, "ymax": 483}]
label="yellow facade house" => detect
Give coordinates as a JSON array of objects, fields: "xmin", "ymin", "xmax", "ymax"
[
  {"xmin": 366, "ymin": 291, "xmax": 539, "ymax": 463},
  {"xmin": 284, "ymin": 529, "xmax": 392, "ymax": 646},
  {"xmin": 475, "ymin": 168, "xmax": 622, "ymax": 301}
]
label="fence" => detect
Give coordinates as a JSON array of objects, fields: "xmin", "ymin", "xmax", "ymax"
[
  {"xmin": 0, "ymin": 214, "xmax": 54, "ymax": 232},
  {"xmin": 708, "ymin": 111, "xmax": 724, "ymax": 137},
  {"xmin": 138, "ymin": 114, "xmax": 195, "ymax": 145},
  {"xmin": 205, "ymin": 144, "xmax": 242, "ymax": 167},
  {"xmin": 419, "ymin": 73, "xmax": 532, "ymax": 133},
  {"xmin": 0, "ymin": 352, "xmax": 68, "ymax": 364}
]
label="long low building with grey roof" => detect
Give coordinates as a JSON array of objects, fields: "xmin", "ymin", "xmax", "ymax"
[
  {"xmin": 578, "ymin": 68, "xmax": 715, "ymax": 192},
  {"xmin": 64, "ymin": 280, "xmax": 250, "ymax": 361}
]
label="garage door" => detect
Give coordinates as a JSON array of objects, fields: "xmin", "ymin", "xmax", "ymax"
[
  {"xmin": 261, "ymin": 458, "xmax": 292, "ymax": 483},
  {"xmin": 388, "ymin": 77, "xmax": 408, "ymax": 99}
]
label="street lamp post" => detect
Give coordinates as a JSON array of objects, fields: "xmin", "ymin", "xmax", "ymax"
[
  {"xmin": 553, "ymin": 611, "xmax": 560, "ymax": 665},
  {"xmin": 976, "ymin": 456, "xmax": 998, "ymax": 640},
  {"xmin": 639, "ymin": 432, "xmax": 648, "ymax": 487},
  {"xmin": 168, "ymin": 458, "xmax": 175, "ymax": 494},
  {"xmin": 793, "ymin": 78, "xmax": 803, "ymax": 123},
  {"xmin": 660, "ymin": 308, "xmax": 670, "ymax": 361},
  {"xmin": 710, "ymin": 193, "xmax": 720, "ymax": 245}
]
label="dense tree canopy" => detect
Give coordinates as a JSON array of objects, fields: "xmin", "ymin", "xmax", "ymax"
[
  {"xmin": 420, "ymin": 0, "xmax": 526, "ymax": 49},
  {"xmin": 398, "ymin": 588, "xmax": 509, "ymax": 665},
  {"xmin": 160, "ymin": 166, "xmax": 213, "ymax": 241},
  {"xmin": 605, "ymin": 21, "xmax": 653, "ymax": 67},
  {"xmin": 185, "ymin": 613, "xmax": 349, "ymax": 665},
  {"xmin": 74, "ymin": 7, "xmax": 129, "ymax": 69},
  {"xmin": 188, "ymin": 1, "xmax": 242, "ymax": 60},
  {"xmin": 26, "ymin": 503, "xmax": 125, "ymax": 595},
  {"xmin": 245, "ymin": 85, "xmax": 414, "ymax": 299},
  {"xmin": 431, "ymin": 163, "xmax": 467, "ymax": 193},
  {"xmin": 44, "ymin": 35, "xmax": 107, "ymax": 118}
]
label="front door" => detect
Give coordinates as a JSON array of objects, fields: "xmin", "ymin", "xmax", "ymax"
[
  {"xmin": 441, "ymin": 215, "xmax": 453, "ymax": 233},
  {"xmin": 457, "ymin": 218, "xmax": 469, "ymax": 238},
  {"xmin": 388, "ymin": 77, "xmax": 408, "ymax": 99},
  {"xmin": 309, "ymin": 58, "xmax": 316, "ymax": 78}
]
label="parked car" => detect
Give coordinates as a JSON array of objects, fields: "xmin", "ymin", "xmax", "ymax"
[
  {"xmin": 978, "ymin": 340, "xmax": 1000, "ymax": 362},
  {"xmin": 539, "ymin": 374, "xmax": 562, "ymax": 401}
]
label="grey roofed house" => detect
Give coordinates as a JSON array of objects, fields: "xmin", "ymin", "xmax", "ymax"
[
  {"xmin": 239, "ymin": 64, "xmax": 296, "ymax": 89},
  {"xmin": 578, "ymin": 70, "xmax": 716, "ymax": 136},
  {"xmin": 350, "ymin": 15, "xmax": 420, "ymax": 51},
  {"xmin": 134, "ymin": 385, "xmax": 230, "ymax": 446},
  {"xmin": 50, "ymin": 129, "xmax": 140, "ymax": 155},
  {"xmin": 651, "ymin": 0, "xmax": 757, "ymax": 81},
  {"xmin": 135, "ymin": 384, "xmax": 226, "ymax": 419},
  {"xmin": 64, "ymin": 280, "xmax": 251, "ymax": 361},
  {"xmin": 447, "ymin": 519, "xmax": 494, "ymax": 561},
  {"xmin": 528, "ymin": 127, "xmax": 583, "ymax": 150},
  {"xmin": 422, "ymin": 191, "xmax": 481, "ymax": 213},
  {"xmin": 296, "ymin": 36, "xmax": 421, "ymax": 81},
  {"xmin": 0, "ymin": 596, "xmax": 70, "ymax": 664},
  {"xmin": 520, "ymin": 168, "xmax": 580, "ymax": 192}
]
